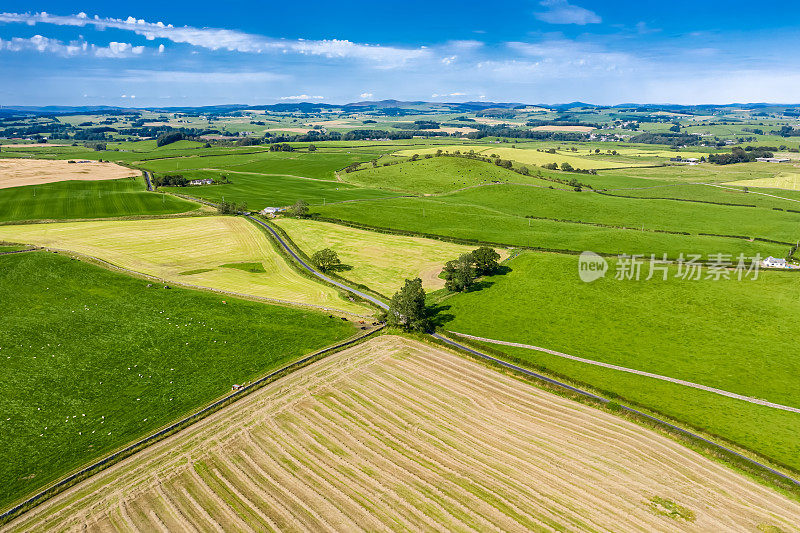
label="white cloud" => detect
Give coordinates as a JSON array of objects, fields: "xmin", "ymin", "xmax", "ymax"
[
  {"xmin": 431, "ymin": 92, "xmax": 467, "ymax": 98},
  {"xmin": 0, "ymin": 35, "xmax": 85, "ymax": 55},
  {"xmin": 158, "ymin": 43, "xmax": 164, "ymax": 53},
  {"xmin": 280, "ymin": 94, "xmax": 324, "ymax": 100},
  {"xmin": 359, "ymin": 92, "xmax": 373, "ymax": 98},
  {"xmin": 0, "ymin": 34, "xmax": 146, "ymax": 57},
  {"xmin": 94, "ymin": 41, "xmax": 145, "ymax": 58},
  {"xmin": 0, "ymin": 11, "xmax": 429, "ymax": 66},
  {"xmin": 534, "ymin": 0, "xmax": 601, "ymax": 25}
]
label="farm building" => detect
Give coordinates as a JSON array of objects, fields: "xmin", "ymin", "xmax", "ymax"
[
  {"xmin": 261, "ymin": 207, "xmax": 282, "ymax": 217},
  {"xmin": 756, "ymin": 157, "xmax": 790, "ymax": 163},
  {"xmin": 762, "ymin": 256, "xmax": 789, "ymax": 268},
  {"xmin": 189, "ymin": 178, "xmax": 214, "ymax": 185}
]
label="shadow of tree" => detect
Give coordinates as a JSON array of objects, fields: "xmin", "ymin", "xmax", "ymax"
[{"xmin": 428, "ymin": 303, "xmax": 454, "ymax": 328}]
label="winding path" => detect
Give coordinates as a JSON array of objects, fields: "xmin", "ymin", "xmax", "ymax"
[{"xmin": 449, "ymin": 331, "xmax": 800, "ymax": 414}]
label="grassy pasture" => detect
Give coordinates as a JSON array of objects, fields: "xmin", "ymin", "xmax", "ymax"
[
  {"xmin": 9, "ymin": 336, "xmax": 800, "ymax": 532},
  {"xmin": 139, "ymin": 149, "xmax": 383, "ymax": 181},
  {"xmin": 273, "ymin": 217, "xmax": 487, "ymax": 296},
  {"xmin": 439, "ymin": 252, "xmax": 800, "ymax": 469},
  {"xmin": 341, "ymin": 156, "xmax": 572, "ymax": 194},
  {"xmin": 0, "ymin": 216, "xmax": 371, "ymax": 315},
  {"xmin": 161, "ymin": 171, "xmax": 396, "ymax": 209},
  {"xmin": 0, "ymin": 251, "xmax": 356, "ymax": 509},
  {"xmin": 0, "ymin": 177, "xmax": 198, "ymax": 223},
  {"xmin": 313, "ymin": 186, "xmax": 790, "ymax": 258}
]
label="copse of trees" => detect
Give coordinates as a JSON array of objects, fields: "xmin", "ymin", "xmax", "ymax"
[
  {"xmin": 708, "ymin": 146, "xmax": 773, "ymax": 165},
  {"xmin": 290, "ymin": 200, "xmax": 309, "ymax": 217},
  {"xmin": 156, "ymin": 131, "xmax": 185, "ymax": 147},
  {"xmin": 153, "ymin": 174, "xmax": 188, "ymax": 187},
  {"xmin": 443, "ymin": 254, "xmax": 477, "ymax": 292},
  {"xmin": 442, "ymin": 247, "xmax": 502, "ymax": 293},
  {"xmin": 269, "ymin": 143, "xmax": 295, "ymax": 152}
]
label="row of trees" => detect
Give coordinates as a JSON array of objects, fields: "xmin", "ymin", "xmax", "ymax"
[
  {"xmin": 153, "ymin": 174, "xmax": 188, "ymax": 187},
  {"xmin": 217, "ymin": 200, "xmax": 248, "ymax": 214}
]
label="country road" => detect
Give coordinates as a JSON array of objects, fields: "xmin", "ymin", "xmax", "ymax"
[
  {"xmin": 246, "ymin": 215, "xmax": 389, "ymax": 310},
  {"xmin": 142, "ymin": 170, "xmax": 153, "ymax": 191},
  {"xmin": 248, "ymin": 213, "xmax": 800, "ymax": 488}
]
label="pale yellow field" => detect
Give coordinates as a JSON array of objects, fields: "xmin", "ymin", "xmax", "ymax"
[
  {"xmin": 394, "ymin": 145, "xmax": 650, "ymax": 169},
  {"xmin": 6, "ymin": 336, "xmax": 800, "ymax": 532},
  {"xmin": 725, "ymin": 172, "xmax": 800, "ymax": 191},
  {"xmin": 0, "ymin": 158, "xmax": 140, "ymax": 189},
  {"xmin": 530, "ymin": 125, "xmax": 595, "ymax": 133},
  {"xmin": 274, "ymin": 218, "xmax": 506, "ymax": 295},
  {"xmin": 0, "ymin": 217, "xmax": 370, "ymax": 315}
]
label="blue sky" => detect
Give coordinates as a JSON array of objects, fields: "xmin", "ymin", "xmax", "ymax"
[{"xmin": 2, "ymin": 1, "xmax": 800, "ymax": 106}]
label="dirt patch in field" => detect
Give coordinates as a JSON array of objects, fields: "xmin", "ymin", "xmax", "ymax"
[
  {"xmin": 0, "ymin": 158, "xmax": 140, "ymax": 189},
  {"xmin": 7, "ymin": 336, "xmax": 800, "ymax": 532},
  {"xmin": 530, "ymin": 125, "xmax": 595, "ymax": 133}
]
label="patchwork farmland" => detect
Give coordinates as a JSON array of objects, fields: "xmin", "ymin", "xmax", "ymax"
[
  {"xmin": 4, "ymin": 98, "xmax": 800, "ymax": 530},
  {"xmin": 6, "ymin": 336, "xmax": 800, "ymax": 533}
]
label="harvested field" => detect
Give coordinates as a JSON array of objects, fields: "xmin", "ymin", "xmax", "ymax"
[
  {"xmin": 0, "ymin": 158, "xmax": 140, "ymax": 189},
  {"xmin": 273, "ymin": 217, "xmax": 495, "ymax": 295},
  {"xmin": 530, "ymin": 125, "xmax": 595, "ymax": 133},
  {"xmin": 0, "ymin": 217, "xmax": 370, "ymax": 315},
  {"xmin": 726, "ymin": 172, "xmax": 800, "ymax": 191},
  {"xmin": 6, "ymin": 335, "xmax": 800, "ymax": 532}
]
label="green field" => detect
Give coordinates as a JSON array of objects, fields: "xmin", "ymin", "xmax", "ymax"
[
  {"xmin": 0, "ymin": 177, "xmax": 198, "ymax": 223},
  {"xmin": 341, "ymin": 156, "xmax": 572, "ymax": 194},
  {"xmin": 313, "ymin": 185, "xmax": 791, "ymax": 258},
  {"xmin": 0, "ymin": 251, "xmax": 357, "ymax": 508},
  {"xmin": 438, "ymin": 251, "xmax": 800, "ymax": 470},
  {"xmin": 161, "ymin": 171, "xmax": 396, "ymax": 209}
]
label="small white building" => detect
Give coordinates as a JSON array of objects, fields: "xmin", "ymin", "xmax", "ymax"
[
  {"xmin": 189, "ymin": 178, "xmax": 214, "ymax": 186},
  {"xmin": 762, "ymin": 256, "xmax": 788, "ymax": 268},
  {"xmin": 755, "ymin": 157, "xmax": 790, "ymax": 163},
  {"xmin": 261, "ymin": 207, "xmax": 282, "ymax": 217}
]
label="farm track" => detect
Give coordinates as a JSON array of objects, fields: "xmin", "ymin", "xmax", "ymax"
[
  {"xmin": 451, "ymin": 332, "xmax": 800, "ymax": 413},
  {"xmin": 6, "ymin": 336, "xmax": 800, "ymax": 532}
]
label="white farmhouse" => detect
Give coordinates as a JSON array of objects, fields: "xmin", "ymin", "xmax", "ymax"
[{"xmin": 762, "ymin": 256, "xmax": 788, "ymax": 268}]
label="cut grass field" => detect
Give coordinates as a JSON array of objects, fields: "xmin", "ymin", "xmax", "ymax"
[
  {"xmin": 438, "ymin": 251, "xmax": 800, "ymax": 470},
  {"xmin": 0, "ymin": 216, "xmax": 371, "ymax": 315},
  {"xmin": 394, "ymin": 145, "xmax": 652, "ymax": 170},
  {"xmin": 0, "ymin": 177, "xmax": 198, "ymax": 223},
  {"xmin": 726, "ymin": 172, "xmax": 800, "ymax": 191},
  {"xmin": 341, "ymin": 156, "xmax": 572, "ymax": 194},
  {"xmin": 273, "ymin": 217, "xmax": 497, "ymax": 295},
  {"xmin": 0, "ymin": 158, "xmax": 140, "ymax": 189},
  {"xmin": 7, "ymin": 336, "xmax": 800, "ymax": 532},
  {"xmin": 313, "ymin": 185, "xmax": 789, "ymax": 258},
  {"xmin": 0, "ymin": 251, "xmax": 357, "ymax": 510}
]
